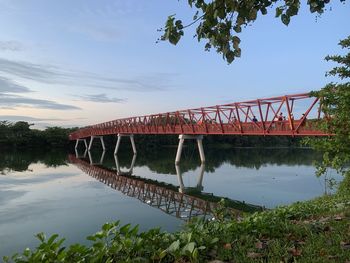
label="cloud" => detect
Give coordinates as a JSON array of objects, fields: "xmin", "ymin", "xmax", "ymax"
[
  {"xmin": 0, "ymin": 115, "xmax": 71, "ymax": 122},
  {"xmin": 0, "ymin": 41, "xmax": 23, "ymax": 51},
  {"xmin": 0, "ymin": 58, "xmax": 59, "ymax": 83},
  {"xmin": 0, "ymin": 94, "xmax": 80, "ymax": 110},
  {"xmin": 0, "ymin": 76, "xmax": 32, "ymax": 93},
  {"xmin": 0, "ymin": 58, "xmax": 172, "ymax": 91},
  {"xmin": 0, "ymin": 76, "xmax": 79, "ymax": 111},
  {"xmin": 73, "ymin": 93, "xmax": 126, "ymax": 103}
]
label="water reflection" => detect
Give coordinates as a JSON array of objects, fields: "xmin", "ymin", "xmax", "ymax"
[
  {"xmin": 75, "ymin": 149, "xmax": 87, "ymax": 159},
  {"xmin": 0, "ymin": 147, "xmax": 336, "ymax": 210},
  {"xmin": 0, "ymin": 150, "xmax": 67, "ymax": 174},
  {"xmin": 0, "ymin": 147, "xmax": 321, "ymax": 176},
  {"xmin": 114, "ymin": 154, "xmax": 137, "ymax": 175},
  {"xmin": 176, "ymin": 164, "xmax": 205, "ymax": 193},
  {"xmin": 105, "ymin": 146, "xmax": 322, "ymax": 176},
  {"xmin": 87, "ymin": 150, "xmax": 105, "ymax": 165},
  {"xmin": 69, "ymin": 155, "xmax": 215, "ymax": 220},
  {"xmin": 69, "ymin": 154, "xmax": 263, "ymax": 220}
]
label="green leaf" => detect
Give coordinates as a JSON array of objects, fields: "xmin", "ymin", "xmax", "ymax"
[
  {"xmin": 175, "ymin": 20, "xmax": 183, "ymax": 29},
  {"xmin": 167, "ymin": 240, "xmax": 180, "ymax": 252},
  {"xmin": 211, "ymin": 237, "xmax": 219, "ymax": 244},
  {"xmin": 275, "ymin": 7, "xmax": 283, "ymax": 17},
  {"xmin": 159, "ymin": 249, "xmax": 167, "ymax": 259},
  {"xmin": 86, "ymin": 235, "xmax": 96, "ymax": 242},
  {"xmin": 281, "ymin": 14, "xmax": 290, "ymax": 25},
  {"xmin": 182, "ymin": 242, "xmax": 195, "ymax": 253},
  {"xmin": 233, "ymin": 25, "xmax": 241, "ymax": 33},
  {"xmin": 225, "ymin": 50, "xmax": 235, "ymax": 63},
  {"xmin": 130, "ymin": 225, "xmax": 139, "ymax": 236},
  {"xmin": 249, "ymin": 8, "xmax": 258, "ymax": 20},
  {"xmin": 47, "ymin": 234, "xmax": 59, "ymax": 245},
  {"xmin": 192, "ymin": 247, "xmax": 199, "ymax": 259},
  {"xmin": 36, "ymin": 232, "xmax": 46, "ymax": 242},
  {"xmin": 102, "ymin": 222, "xmax": 114, "ymax": 232},
  {"xmin": 23, "ymin": 248, "xmax": 31, "ymax": 258},
  {"xmin": 120, "ymin": 224, "xmax": 131, "ymax": 235}
]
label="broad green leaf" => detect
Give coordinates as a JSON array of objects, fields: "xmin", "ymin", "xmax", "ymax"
[{"xmin": 167, "ymin": 240, "xmax": 180, "ymax": 252}]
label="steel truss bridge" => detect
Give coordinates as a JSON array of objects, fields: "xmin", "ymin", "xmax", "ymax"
[
  {"xmin": 69, "ymin": 93, "xmax": 330, "ymax": 164},
  {"xmin": 70, "ymin": 93, "xmax": 328, "ymax": 139},
  {"xmin": 69, "ymin": 155, "xmax": 262, "ymax": 220}
]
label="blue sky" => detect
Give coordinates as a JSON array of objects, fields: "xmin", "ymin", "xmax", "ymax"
[{"xmin": 0, "ymin": 0, "xmax": 349, "ymax": 128}]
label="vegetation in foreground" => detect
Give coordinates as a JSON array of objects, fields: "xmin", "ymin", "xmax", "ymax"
[{"xmin": 4, "ymin": 174, "xmax": 350, "ymax": 263}]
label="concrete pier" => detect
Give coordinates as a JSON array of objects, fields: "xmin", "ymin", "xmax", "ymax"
[
  {"xmin": 114, "ymin": 134, "xmax": 137, "ymax": 155},
  {"xmin": 175, "ymin": 135, "xmax": 205, "ymax": 164},
  {"xmin": 88, "ymin": 136, "xmax": 105, "ymax": 151},
  {"xmin": 75, "ymin": 138, "xmax": 88, "ymax": 150}
]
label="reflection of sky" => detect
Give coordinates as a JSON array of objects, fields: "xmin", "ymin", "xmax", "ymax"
[
  {"xmin": 0, "ymin": 163, "xmax": 181, "ymax": 257},
  {"xmin": 132, "ymin": 162, "xmax": 342, "ymax": 208},
  {"xmin": 197, "ymin": 164, "xmax": 341, "ymax": 208}
]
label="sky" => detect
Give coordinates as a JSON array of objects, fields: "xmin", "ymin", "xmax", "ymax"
[{"xmin": 0, "ymin": 0, "xmax": 349, "ymax": 129}]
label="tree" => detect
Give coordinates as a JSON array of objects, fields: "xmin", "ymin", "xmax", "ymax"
[
  {"xmin": 308, "ymin": 36, "xmax": 350, "ymax": 177},
  {"xmin": 160, "ymin": 1, "xmax": 350, "ymax": 180},
  {"xmin": 160, "ymin": 0, "xmax": 346, "ymax": 63}
]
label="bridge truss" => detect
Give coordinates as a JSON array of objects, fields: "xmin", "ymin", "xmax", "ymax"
[{"xmin": 70, "ymin": 93, "xmax": 329, "ymax": 140}]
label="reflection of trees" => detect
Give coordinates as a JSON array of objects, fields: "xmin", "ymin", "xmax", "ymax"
[
  {"xmin": 208, "ymin": 147, "xmax": 322, "ymax": 170},
  {"xmin": 106, "ymin": 147, "xmax": 321, "ymax": 175},
  {"xmin": 0, "ymin": 150, "xmax": 68, "ymax": 174},
  {"xmin": 0, "ymin": 145, "xmax": 321, "ymax": 176}
]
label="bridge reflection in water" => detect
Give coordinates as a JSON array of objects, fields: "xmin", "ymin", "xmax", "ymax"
[{"xmin": 69, "ymin": 151, "xmax": 263, "ymax": 221}]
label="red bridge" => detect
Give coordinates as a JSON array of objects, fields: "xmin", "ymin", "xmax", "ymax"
[
  {"xmin": 70, "ymin": 93, "xmax": 330, "ymax": 164},
  {"xmin": 70, "ymin": 93, "xmax": 328, "ymax": 139}
]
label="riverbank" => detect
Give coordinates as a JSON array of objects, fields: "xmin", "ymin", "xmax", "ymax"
[{"xmin": 5, "ymin": 173, "xmax": 349, "ymax": 262}]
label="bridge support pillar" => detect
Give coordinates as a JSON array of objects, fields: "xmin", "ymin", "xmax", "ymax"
[
  {"xmin": 114, "ymin": 134, "xmax": 137, "ymax": 155},
  {"xmin": 175, "ymin": 163, "xmax": 205, "ymax": 193},
  {"xmin": 75, "ymin": 148, "xmax": 87, "ymax": 159},
  {"xmin": 175, "ymin": 135, "xmax": 205, "ymax": 164},
  {"xmin": 114, "ymin": 153, "xmax": 137, "ymax": 175},
  {"xmin": 75, "ymin": 139, "xmax": 88, "ymax": 150},
  {"xmin": 88, "ymin": 136, "xmax": 105, "ymax": 151},
  {"xmin": 88, "ymin": 150, "xmax": 105, "ymax": 165},
  {"xmin": 196, "ymin": 163, "xmax": 205, "ymax": 191}
]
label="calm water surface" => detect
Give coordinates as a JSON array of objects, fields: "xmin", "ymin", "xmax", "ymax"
[{"xmin": 0, "ymin": 147, "xmax": 341, "ymax": 257}]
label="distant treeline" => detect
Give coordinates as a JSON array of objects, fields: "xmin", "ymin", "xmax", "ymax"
[
  {"xmin": 0, "ymin": 146, "xmax": 320, "ymax": 175},
  {"xmin": 1, "ymin": 120, "xmax": 303, "ymax": 149},
  {"xmin": 0, "ymin": 121, "xmax": 77, "ymax": 149}
]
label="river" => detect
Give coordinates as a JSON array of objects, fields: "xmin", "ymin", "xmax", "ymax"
[{"xmin": 0, "ymin": 146, "xmax": 341, "ymax": 257}]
